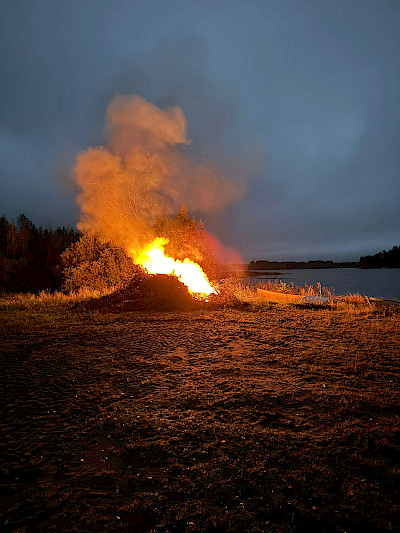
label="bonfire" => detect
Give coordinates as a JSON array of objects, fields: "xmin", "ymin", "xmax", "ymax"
[{"xmin": 131, "ymin": 238, "xmax": 217, "ymax": 298}]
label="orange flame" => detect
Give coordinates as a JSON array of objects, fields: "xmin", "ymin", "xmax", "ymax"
[{"xmin": 131, "ymin": 238, "xmax": 217, "ymax": 297}]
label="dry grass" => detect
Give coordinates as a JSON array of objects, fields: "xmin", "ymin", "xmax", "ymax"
[
  {"xmin": 0, "ymin": 289, "xmax": 110, "ymax": 332},
  {"xmin": 0, "ymin": 287, "xmax": 114, "ymax": 308},
  {"xmin": 258, "ymin": 278, "xmax": 330, "ymax": 296}
]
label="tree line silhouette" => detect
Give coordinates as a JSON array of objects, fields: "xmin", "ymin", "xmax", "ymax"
[
  {"xmin": 0, "ymin": 214, "xmax": 79, "ymax": 293},
  {"xmin": 360, "ymin": 245, "xmax": 400, "ymax": 268}
]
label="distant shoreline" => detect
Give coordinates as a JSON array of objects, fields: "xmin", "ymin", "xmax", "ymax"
[
  {"xmin": 240, "ymin": 245, "xmax": 400, "ymax": 270},
  {"xmin": 248, "ymin": 260, "xmax": 360, "ymax": 270},
  {"xmin": 222, "ymin": 261, "xmax": 360, "ymax": 273}
]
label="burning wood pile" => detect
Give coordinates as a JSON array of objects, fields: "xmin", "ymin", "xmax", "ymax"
[{"xmin": 132, "ymin": 237, "xmax": 216, "ymax": 298}]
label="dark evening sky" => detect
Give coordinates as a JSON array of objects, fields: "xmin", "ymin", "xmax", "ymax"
[{"xmin": 1, "ymin": 0, "xmax": 399, "ymax": 261}]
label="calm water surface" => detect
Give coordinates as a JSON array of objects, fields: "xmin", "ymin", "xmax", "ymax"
[{"xmin": 245, "ymin": 268, "xmax": 400, "ymax": 301}]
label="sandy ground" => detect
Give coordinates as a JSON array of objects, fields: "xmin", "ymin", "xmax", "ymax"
[{"xmin": 1, "ymin": 304, "xmax": 400, "ymax": 532}]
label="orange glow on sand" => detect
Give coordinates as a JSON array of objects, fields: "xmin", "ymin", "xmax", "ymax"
[{"xmin": 131, "ymin": 238, "xmax": 217, "ymax": 297}]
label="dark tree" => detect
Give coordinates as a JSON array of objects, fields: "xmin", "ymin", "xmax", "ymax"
[
  {"xmin": 360, "ymin": 245, "xmax": 400, "ymax": 268},
  {"xmin": 153, "ymin": 206, "xmax": 219, "ymax": 279},
  {"xmin": 0, "ymin": 215, "xmax": 80, "ymax": 293}
]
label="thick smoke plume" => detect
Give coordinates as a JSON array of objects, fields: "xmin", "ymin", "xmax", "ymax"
[{"xmin": 73, "ymin": 95, "xmax": 245, "ymax": 254}]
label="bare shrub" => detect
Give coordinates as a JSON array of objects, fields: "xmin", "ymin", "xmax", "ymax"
[
  {"xmin": 61, "ymin": 232, "xmax": 143, "ymax": 292},
  {"xmin": 153, "ymin": 207, "xmax": 219, "ymax": 280}
]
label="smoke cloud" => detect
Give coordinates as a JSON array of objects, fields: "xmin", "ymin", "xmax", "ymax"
[{"xmin": 73, "ymin": 95, "xmax": 245, "ymax": 253}]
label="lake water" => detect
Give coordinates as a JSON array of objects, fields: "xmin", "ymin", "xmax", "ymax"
[{"xmin": 243, "ymin": 268, "xmax": 400, "ymax": 301}]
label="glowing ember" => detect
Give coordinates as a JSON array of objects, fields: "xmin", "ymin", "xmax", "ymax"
[{"xmin": 131, "ymin": 238, "xmax": 217, "ymax": 297}]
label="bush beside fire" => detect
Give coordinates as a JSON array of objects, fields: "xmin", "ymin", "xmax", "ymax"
[{"xmin": 60, "ymin": 232, "xmax": 143, "ymax": 292}]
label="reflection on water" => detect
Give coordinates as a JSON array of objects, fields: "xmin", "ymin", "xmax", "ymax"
[{"xmin": 244, "ymin": 268, "xmax": 400, "ymax": 301}]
